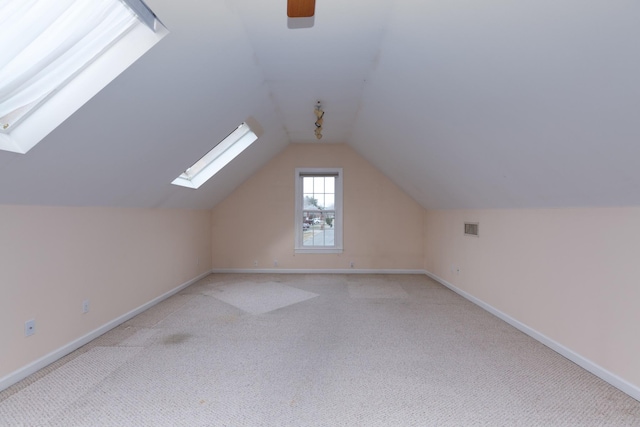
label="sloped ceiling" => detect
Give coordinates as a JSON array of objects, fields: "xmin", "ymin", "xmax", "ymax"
[{"xmin": 0, "ymin": 0, "xmax": 638, "ymax": 210}]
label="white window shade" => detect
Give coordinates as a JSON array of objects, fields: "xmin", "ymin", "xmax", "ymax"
[{"xmin": 0, "ymin": 0, "xmax": 165, "ymax": 154}]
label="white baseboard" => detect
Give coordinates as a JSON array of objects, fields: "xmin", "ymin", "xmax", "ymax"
[
  {"xmin": 211, "ymin": 268, "xmax": 425, "ymax": 275},
  {"xmin": 0, "ymin": 270, "xmax": 211, "ymax": 393},
  {"xmin": 424, "ymin": 270, "xmax": 640, "ymax": 402}
]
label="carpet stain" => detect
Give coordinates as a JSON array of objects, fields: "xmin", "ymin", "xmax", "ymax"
[{"xmin": 162, "ymin": 333, "xmax": 191, "ymax": 345}]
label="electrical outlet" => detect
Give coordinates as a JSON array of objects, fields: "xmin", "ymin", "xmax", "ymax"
[
  {"xmin": 350, "ymin": 261, "xmax": 354, "ymax": 268},
  {"xmin": 25, "ymin": 319, "xmax": 35, "ymax": 337},
  {"xmin": 82, "ymin": 299, "xmax": 90, "ymax": 314},
  {"xmin": 274, "ymin": 260, "xmax": 278, "ymax": 267},
  {"xmin": 253, "ymin": 260, "xmax": 258, "ymax": 267}
]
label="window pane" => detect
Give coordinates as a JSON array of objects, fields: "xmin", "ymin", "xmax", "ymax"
[
  {"xmin": 303, "ymin": 177, "xmax": 314, "ymax": 193},
  {"xmin": 303, "ymin": 194, "xmax": 317, "ymax": 210},
  {"xmin": 325, "ymin": 194, "xmax": 335, "ymax": 210},
  {"xmin": 315, "ymin": 195, "xmax": 325, "ymax": 209},
  {"xmin": 325, "ymin": 177, "xmax": 335, "ymax": 194},
  {"xmin": 313, "ymin": 177, "xmax": 325, "ymax": 193}
]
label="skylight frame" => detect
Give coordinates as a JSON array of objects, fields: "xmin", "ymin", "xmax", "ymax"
[
  {"xmin": 171, "ymin": 123, "xmax": 258, "ymax": 190},
  {"xmin": 0, "ymin": 0, "xmax": 167, "ymax": 154}
]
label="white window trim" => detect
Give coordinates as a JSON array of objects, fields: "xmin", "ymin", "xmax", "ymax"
[
  {"xmin": 294, "ymin": 168, "xmax": 343, "ymax": 254},
  {"xmin": 0, "ymin": 3, "xmax": 167, "ymax": 154}
]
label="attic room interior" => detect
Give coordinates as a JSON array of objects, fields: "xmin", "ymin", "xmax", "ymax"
[{"xmin": 1, "ymin": 0, "xmax": 639, "ymax": 424}]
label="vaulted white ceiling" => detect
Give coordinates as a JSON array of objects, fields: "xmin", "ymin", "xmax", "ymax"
[{"xmin": 0, "ymin": 0, "xmax": 638, "ymax": 210}]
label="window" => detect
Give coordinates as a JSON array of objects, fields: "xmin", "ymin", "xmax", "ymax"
[
  {"xmin": 0, "ymin": 0, "xmax": 166, "ymax": 154},
  {"xmin": 172, "ymin": 123, "xmax": 258, "ymax": 189},
  {"xmin": 295, "ymin": 168, "xmax": 343, "ymax": 253}
]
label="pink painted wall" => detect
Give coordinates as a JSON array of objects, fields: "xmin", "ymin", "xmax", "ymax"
[
  {"xmin": 211, "ymin": 144, "xmax": 425, "ymax": 271},
  {"xmin": 0, "ymin": 206, "xmax": 211, "ymax": 380},
  {"xmin": 424, "ymin": 208, "xmax": 640, "ymax": 390}
]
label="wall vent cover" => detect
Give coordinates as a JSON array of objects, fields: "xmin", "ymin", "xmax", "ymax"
[{"xmin": 464, "ymin": 222, "xmax": 479, "ymax": 237}]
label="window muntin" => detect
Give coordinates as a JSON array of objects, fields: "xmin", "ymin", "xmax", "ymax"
[{"xmin": 295, "ymin": 168, "xmax": 343, "ymax": 253}]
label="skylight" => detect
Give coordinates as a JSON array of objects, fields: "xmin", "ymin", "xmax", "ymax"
[
  {"xmin": 0, "ymin": 0, "xmax": 167, "ymax": 154},
  {"xmin": 172, "ymin": 123, "xmax": 258, "ymax": 189}
]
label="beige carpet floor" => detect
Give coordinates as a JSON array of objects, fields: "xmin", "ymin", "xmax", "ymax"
[{"xmin": 1, "ymin": 274, "xmax": 639, "ymax": 426}]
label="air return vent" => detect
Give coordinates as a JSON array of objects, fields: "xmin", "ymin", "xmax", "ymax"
[{"xmin": 464, "ymin": 222, "xmax": 479, "ymax": 237}]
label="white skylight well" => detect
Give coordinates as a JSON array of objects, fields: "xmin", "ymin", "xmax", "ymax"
[
  {"xmin": 0, "ymin": 0, "xmax": 167, "ymax": 154},
  {"xmin": 172, "ymin": 123, "xmax": 258, "ymax": 189}
]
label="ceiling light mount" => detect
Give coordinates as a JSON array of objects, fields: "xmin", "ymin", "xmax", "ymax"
[{"xmin": 314, "ymin": 101, "xmax": 324, "ymax": 140}]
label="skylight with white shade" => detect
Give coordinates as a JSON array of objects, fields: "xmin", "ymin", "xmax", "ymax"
[
  {"xmin": 0, "ymin": 0, "xmax": 166, "ymax": 154},
  {"xmin": 172, "ymin": 123, "xmax": 258, "ymax": 190}
]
